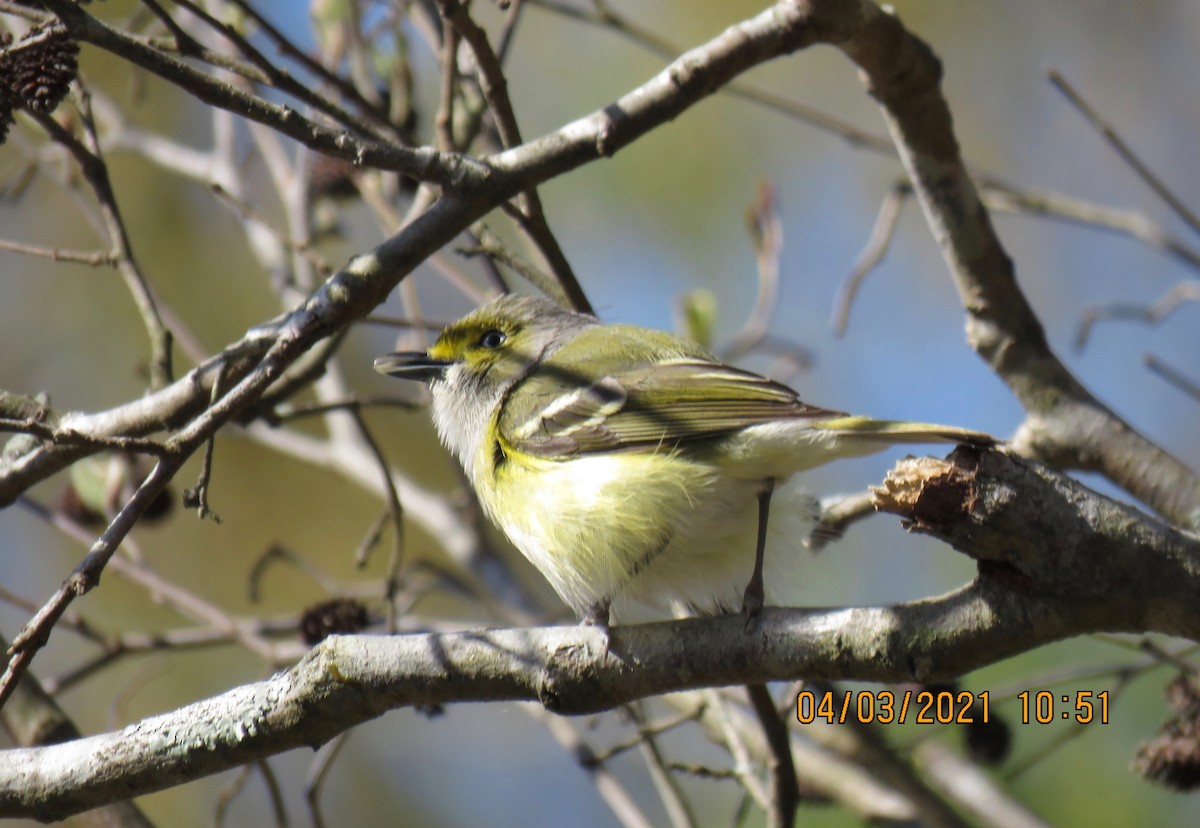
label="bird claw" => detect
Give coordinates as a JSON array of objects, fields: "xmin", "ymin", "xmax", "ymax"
[
  {"xmin": 582, "ymin": 600, "xmax": 612, "ymax": 654},
  {"xmin": 741, "ymin": 585, "xmax": 763, "ymax": 633}
]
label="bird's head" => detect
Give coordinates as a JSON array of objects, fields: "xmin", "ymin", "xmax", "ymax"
[{"xmin": 373, "ymin": 294, "xmax": 595, "ymax": 472}]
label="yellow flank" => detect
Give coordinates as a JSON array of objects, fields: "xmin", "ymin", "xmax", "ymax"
[{"xmin": 481, "ymin": 440, "xmax": 716, "ymax": 616}]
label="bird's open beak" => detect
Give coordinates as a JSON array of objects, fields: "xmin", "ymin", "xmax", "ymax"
[{"xmin": 373, "ymin": 352, "xmax": 452, "ymax": 382}]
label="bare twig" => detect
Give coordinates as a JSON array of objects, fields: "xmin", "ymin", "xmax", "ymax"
[
  {"xmin": 212, "ymin": 764, "xmax": 254, "ymax": 828},
  {"xmin": 527, "ymin": 707, "xmax": 658, "ymax": 828},
  {"xmin": 1145, "ymin": 354, "xmax": 1200, "ymax": 403},
  {"xmin": 303, "ymin": 734, "xmax": 349, "ymax": 828},
  {"xmin": 530, "ymin": 0, "xmax": 898, "ymax": 155},
  {"xmin": 747, "ymin": 683, "xmax": 799, "ymax": 828},
  {"xmin": 457, "ymin": 221, "xmax": 553, "ymax": 292},
  {"xmin": 32, "ymin": 102, "xmax": 174, "ymax": 389},
  {"xmin": 722, "ymin": 182, "xmax": 784, "ymax": 361},
  {"xmin": 495, "ymin": 0, "xmax": 526, "ymax": 65},
  {"xmin": 209, "ymin": 182, "xmax": 335, "ymax": 277},
  {"xmin": 435, "ymin": 18, "xmax": 460, "ymax": 151},
  {"xmin": 587, "ymin": 706, "xmax": 706, "ymax": 763},
  {"xmin": 1076, "ymin": 280, "xmax": 1200, "ymax": 350},
  {"xmin": 707, "ymin": 689, "xmax": 770, "ymax": 811},
  {"xmin": 183, "ymin": 365, "xmax": 226, "ymax": 523},
  {"xmin": 0, "ymin": 417, "xmax": 168, "ymax": 456},
  {"xmin": 348, "ymin": 410, "xmax": 405, "ymax": 626},
  {"xmin": 1049, "ymin": 70, "xmax": 1200, "ymax": 236},
  {"xmin": 833, "ymin": 181, "xmax": 911, "ymax": 336},
  {"xmin": 37, "ymin": 0, "xmax": 486, "ymax": 187},
  {"xmin": 221, "ymin": 0, "xmax": 406, "ymax": 137},
  {"xmin": 0, "ymin": 238, "xmax": 118, "ymax": 266},
  {"xmin": 803, "ymin": 681, "xmax": 968, "ymax": 828},
  {"xmin": 808, "ymin": 490, "xmax": 878, "ymax": 551},
  {"xmin": 1, "ymin": 460, "xmax": 181, "ymax": 709},
  {"xmin": 437, "ymin": 0, "xmax": 590, "ymax": 312},
  {"xmin": 916, "ymin": 741, "xmax": 1050, "ymax": 828},
  {"xmin": 624, "ymin": 703, "xmax": 698, "ymax": 828},
  {"xmin": 980, "ymin": 185, "xmax": 1200, "ymax": 274}
]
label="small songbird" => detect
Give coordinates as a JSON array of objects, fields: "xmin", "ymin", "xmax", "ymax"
[{"xmin": 374, "ymin": 295, "xmax": 992, "ymax": 628}]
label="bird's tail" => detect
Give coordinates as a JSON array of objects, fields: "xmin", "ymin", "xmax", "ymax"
[{"xmin": 811, "ymin": 416, "xmax": 996, "ymax": 448}]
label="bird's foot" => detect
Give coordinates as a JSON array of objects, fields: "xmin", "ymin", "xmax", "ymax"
[{"xmin": 581, "ymin": 600, "xmax": 612, "ymax": 653}]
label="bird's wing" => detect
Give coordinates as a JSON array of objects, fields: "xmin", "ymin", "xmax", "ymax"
[{"xmin": 500, "ymin": 357, "xmax": 844, "ymax": 458}]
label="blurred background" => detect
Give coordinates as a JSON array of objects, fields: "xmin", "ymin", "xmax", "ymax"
[{"xmin": 2, "ymin": 0, "xmax": 1199, "ymax": 825}]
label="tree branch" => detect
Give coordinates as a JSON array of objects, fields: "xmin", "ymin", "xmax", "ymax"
[
  {"xmin": 832, "ymin": 1, "xmax": 1200, "ymax": 528},
  {"xmin": 4, "ymin": 446, "xmax": 1197, "ymax": 819},
  {"xmin": 1, "ymin": 0, "xmax": 833, "ymax": 505}
]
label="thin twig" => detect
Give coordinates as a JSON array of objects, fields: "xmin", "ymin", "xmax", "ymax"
[
  {"xmin": 212, "ymin": 764, "xmax": 254, "ymax": 828},
  {"xmin": 349, "ymin": 410, "xmax": 405, "ymax": 630},
  {"xmin": 37, "ymin": 0, "xmax": 483, "ymax": 187},
  {"xmin": 495, "ymin": 0, "xmax": 526, "ymax": 65},
  {"xmin": 1049, "ymin": 70, "xmax": 1200, "ymax": 236},
  {"xmin": 808, "ymin": 490, "xmax": 878, "ymax": 552},
  {"xmin": 304, "ymin": 734, "xmax": 350, "ymax": 828},
  {"xmin": 360, "ymin": 315, "xmax": 453, "ymax": 332},
  {"xmin": 247, "ymin": 545, "xmax": 343, "ymax": 605},
  {"xmin": 1076, "ymin": 281, "xmax": 1200, "ymax": 350},
  {"xmin": 625, "ymin": 703, "xmax": 698, "ymax": 828},
  {"xmin": 16, "ymin": 496, "xmax": 289, "ymax": 669},
  {"xmin": 352, "ymin": 509, "xmax": 391, "ymax": 569},
  {"xmin": 169, "ymin": 0, "xmax": 390, "ymax": 143},
  {"xmin": 438, "ymin": 0, "xmax": 590, "ymax": 312},
  {"xmin": 1145, "ymin": 354, "xmax": 1200, "ymax": 403},
  {"xmin": 747, "ymin": 684, "xmax": 799, "ymax": 828},
  {"xmin": 1, "ymin": 459, "xmax": 182, "ymax": 709},
  {"xmin": 722, "ymin": 182, "xmax": 784, "ymax": 361},
  {"xmin": 458, "ymin": 222, "xmax": 555, "ymax": 293},
  {"xmin": 32, "ymin": 100, "xmax": 174, "ymax": 389},
  {"xmin": 436, "ymin": 19, "xmax": 460, "ymax": 151},
  {"xmin": 209, "ymin": 182, "xmax": 335, "ymax": 277},
  {"xmin": 255, "ymin": 760, "xmax": 288, "ymax": 828},
  {"xmin": 588, "ymin": 705, "xmax": 707, "ymax": 763},
  {"xmin": 262, "ymin": 396, "xmax": 420, "ymax": 424},
  {"xmin": 183, "ymin": 363, "xmax": 226, "ymax": 523},
  {"xmin": 0, "ymin": 238, "xmax": 119, "ymax": 266},
  {"xmin": 224, "ymin": 0, "xmax": 404, "ymax": 136},
  {"xmin": 832, "ymin": 181, "xmax": 910, "ymax": 336},
  {"xmin": 706, "ymin": 689, "xmax": 770, "ymax": 812},
  {"xmin": 46, "ymin": 617, "xmax": 304, "ymax": 695},
  {"xmin": 528, "ymin": 707, "xmax": 658, "ymax": 828},
  {"xmin": 980, "ymin": 185, "xmax": 1200, "ymax": 274},
  {"xmin": 531, "ymin": 0, "xmax": 898, "ymax": 156},
  {"xmin": 1003, "ymin": 672, "xmax": 1134, "ymax": 783},
  {"xmin": 0, "ymin": 417, "xmax": 168, "ymax": 456}
]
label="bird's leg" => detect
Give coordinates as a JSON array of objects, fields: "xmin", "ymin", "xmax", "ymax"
[
  {"xmin": 582, "ymin": 598, "xmax": 611, "ymax": 630},
  {"xmin": 742, "ymin": 477, "xmax": 775, "ymax": 630}
]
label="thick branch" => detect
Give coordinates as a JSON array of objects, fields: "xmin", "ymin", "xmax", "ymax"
[
  {"xmin": 830, "ymin": 1, "xmax": 1200, "ymax": 528},
  {"xmin": 874, "ymin": 447, "xmax": 1200, "ymax": 640},
  {"xmin": 0, "ymin": 579, "xmax": 1160, "ymax": 822},
  {"xmin": 5, "ymin": 447, "xmax": 1198, "ymax": 818}
]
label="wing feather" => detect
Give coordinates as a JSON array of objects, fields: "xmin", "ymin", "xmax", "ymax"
[{"xmin": 501, "ymin": 356, "xmax": 843, "ymax": 458}]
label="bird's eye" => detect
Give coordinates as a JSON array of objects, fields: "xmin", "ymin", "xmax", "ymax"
[{"xmin": 478, "ymin": 329, "xmax": 507, "ymax": 349}]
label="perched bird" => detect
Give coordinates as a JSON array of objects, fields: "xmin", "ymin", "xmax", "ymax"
[{"xmin": 375, "ymin": 295, "xmax": 992, "ymax": 628}]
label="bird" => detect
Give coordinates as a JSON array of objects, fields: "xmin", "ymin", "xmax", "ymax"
[{"xmin": 374, "ymin": 294, "xmax": 993, "ymax": 629}]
